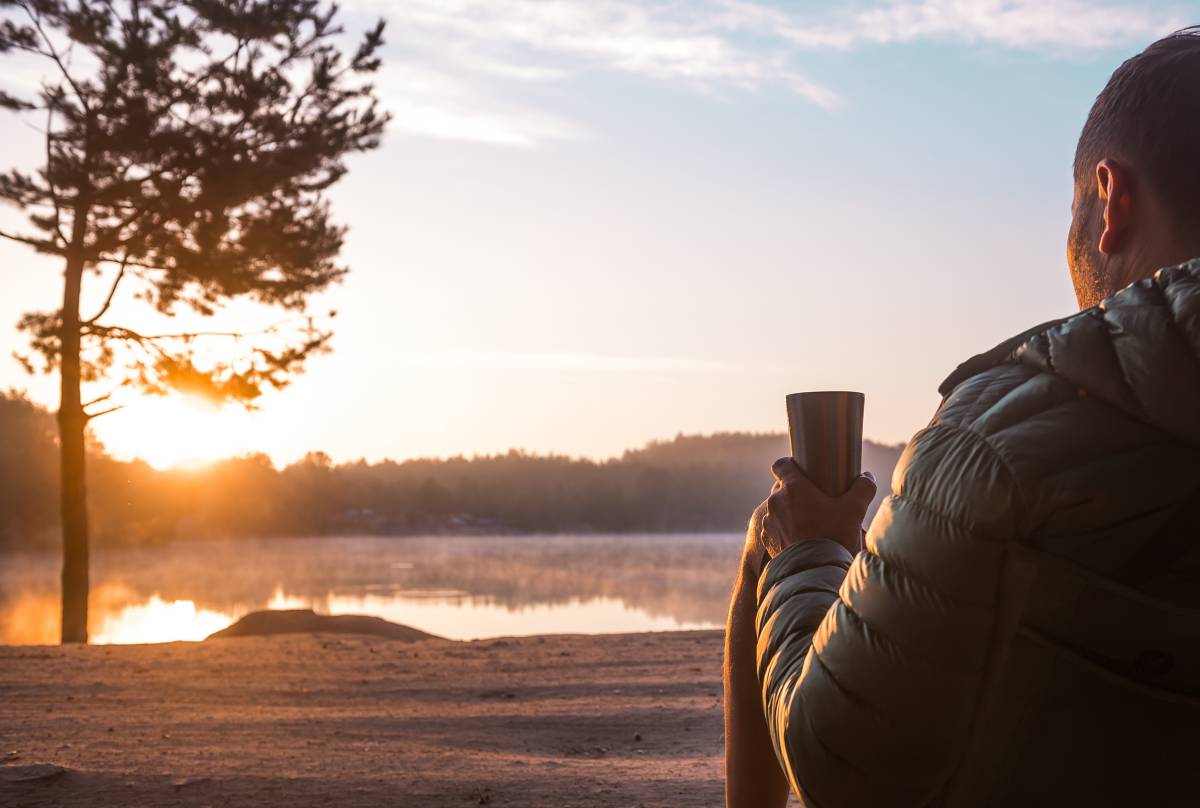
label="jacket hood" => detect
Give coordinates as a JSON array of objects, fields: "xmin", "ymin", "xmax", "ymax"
[{"xmin": 940, "ymin": 259, "xmax": 1200, "ymax": 444}]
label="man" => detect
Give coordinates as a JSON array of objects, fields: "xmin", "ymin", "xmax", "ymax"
[{"xmin": 724, "ymin": 28, "xmax": 1200, "ymax": 808}]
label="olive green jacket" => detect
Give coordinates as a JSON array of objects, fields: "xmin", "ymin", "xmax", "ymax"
[{"xmin": 756, "ymin": 260, "xmax": 1200, "ymax": 807}]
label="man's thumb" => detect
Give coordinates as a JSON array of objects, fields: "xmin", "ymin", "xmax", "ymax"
[{"xmin": 849, "ymin": 472, "xmax": 878, "ymax": 508}]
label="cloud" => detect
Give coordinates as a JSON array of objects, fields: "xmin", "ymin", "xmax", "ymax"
[
  {"xmin": 851, "ymin": 0, "xmax": 1185, "ymax": 50},
  {"xmin": 388, "ymin": 2, "xmax": 787, "ymax": 80},
  {"xmin": 346, "ymin": 0, "xmax": 1186, "ymax": 147},
  {"xmin": 360, "ymin": 0, "xmax": 843, "ymax": 109},
  {"xmin": 378, "ymin": 65, "xmax": 586, "ymax": 148}
]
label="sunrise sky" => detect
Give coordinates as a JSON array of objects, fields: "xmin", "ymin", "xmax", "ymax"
[{"xmin": 0, "ymin": 0, "xmax": 1192, "ymax": 469}]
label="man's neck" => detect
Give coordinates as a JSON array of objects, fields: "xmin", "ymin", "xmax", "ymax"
[{"xmin": 1098, "ymin": 245, "xmax": 1200, "ymax": 303}]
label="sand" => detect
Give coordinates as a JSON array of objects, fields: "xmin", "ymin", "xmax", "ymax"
[{"xmin": 0, "ymin": 630, "xmax": 740, "ymax": 807}]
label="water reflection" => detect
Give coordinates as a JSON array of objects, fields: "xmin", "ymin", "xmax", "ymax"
[
  {"xmin": 92, "ymin": 596, "xmax": 233, "ymax": 644},
  {"xmin": 0, "ymin": 534, "xmax": 743, "ymax": 645}
]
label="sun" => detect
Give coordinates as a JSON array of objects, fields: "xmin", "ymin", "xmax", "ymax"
[{"xmin": 90, "ymin": 394, "xmax": 263, "ymax": 470}]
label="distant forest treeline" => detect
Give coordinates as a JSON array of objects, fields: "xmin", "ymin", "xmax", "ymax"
[{"xmin": 0, "ymin": 391, "xmax": 904, "ymax": 549}]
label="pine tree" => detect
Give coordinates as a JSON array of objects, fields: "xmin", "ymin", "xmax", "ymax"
[{"xmin": 0, "ymin": 0, "xmax": 388, "ymax": 642}]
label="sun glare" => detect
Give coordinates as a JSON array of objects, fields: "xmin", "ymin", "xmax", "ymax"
[
  {"xmin": 92, "ymin": 394, "xmax": 264, "ymax": 470},
  {"xmin": 90, "ymin": 595, "xmax": 235, "ymax": 644}
]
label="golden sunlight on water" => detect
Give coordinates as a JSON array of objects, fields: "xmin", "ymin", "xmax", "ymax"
[
  {"xmin": 2, "ymin": 587, "xmax": 238, "ymax": 645},
  {"xmin": 5, "ymin": 586, "xmax": 716, "ymax": 645},
  {"xmin": 90, "ymin": 596, "xmax": 235, "ymax": 644},
  {"xmin": 0, "ymin": 535, "xmax": 744, "ymax": 645}
]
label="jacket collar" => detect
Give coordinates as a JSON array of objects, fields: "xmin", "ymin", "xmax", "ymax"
[
  {"xmin": 937, "ymin": 316, "xmax": 1070, "ymax": 399},
  {"xmin": 938, "ymin": 259, "xmax": 1200, "ymax": 443}
]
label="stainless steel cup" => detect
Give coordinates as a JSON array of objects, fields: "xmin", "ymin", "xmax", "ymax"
[{"xmin": 785, "ymin": 391, "xmax": 865, "ymax": 497}]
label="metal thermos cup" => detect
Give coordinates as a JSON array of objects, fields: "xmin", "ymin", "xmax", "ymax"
[{"xmin": 785, "ymin": 391, "xmax": 865, "ymax": 497}]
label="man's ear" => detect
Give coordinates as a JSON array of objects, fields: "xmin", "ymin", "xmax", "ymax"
[{"xmin": 1096, "ymin": 158, "xmax": 1134, "ymax": 255}]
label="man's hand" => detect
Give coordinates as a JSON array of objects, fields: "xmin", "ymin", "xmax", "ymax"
[{"xmin": 758, "ymin": 458, "xmax": 877, "ymax": 557}]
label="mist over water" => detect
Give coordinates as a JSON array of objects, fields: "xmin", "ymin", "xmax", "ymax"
[{"xmin": 0, "ymin": 534, "xmax": 745, "ymax": 645}]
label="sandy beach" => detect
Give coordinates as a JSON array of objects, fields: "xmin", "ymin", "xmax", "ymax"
[{"xmin": 0, "ymin": 630, "xmax": 740, "ymax": 807}]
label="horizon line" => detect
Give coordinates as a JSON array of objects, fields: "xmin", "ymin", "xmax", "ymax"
[{"xmin": 99, "ymin": 429, "xmax": 908, "ymax": 472}]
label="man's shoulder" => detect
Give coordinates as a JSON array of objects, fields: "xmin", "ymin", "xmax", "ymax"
[
  {"xmin": 929, "ymin": 357, "xmax": 1125, "ymax": 446},
  {"xmin": 924, "ymin": 353, "xmax": 1151, "ymax": 477},
  {"xmin": 888, "ymin": 360, "xmax": 1143, "ymax": 545},
  {"xmin": 933, "ymin": 361, "xmax": 1060, "ymax": 435},
  {"xmin": 894, "ymin": 261, "xmax": 1200, "ymax": 536},
  {"xmin": 898, "ymin": 334, "xmax": 1181, "ymax": 544}
]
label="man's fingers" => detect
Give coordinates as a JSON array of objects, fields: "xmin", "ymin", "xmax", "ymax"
[
  {"xmin": 770, "ymin": 457, "xmax": 803, "ymax": 484},
  {"xmin": 765, "ymin": 489, "xmax": 787, "ymax": 521},
  {"xmin": 771, "ymin": 459, "xmax": 825, "ymax": 501},
  {"xmin": 847, "ymin": 472, "xmax": 878, "ymax": 509}
]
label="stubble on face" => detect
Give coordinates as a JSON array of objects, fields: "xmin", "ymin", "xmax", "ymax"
[{"xmin": 1067, "ymin": 184, "xmax": 1106, "ymax": 310}]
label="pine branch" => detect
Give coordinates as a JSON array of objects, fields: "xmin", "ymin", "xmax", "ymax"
[
  {"xmin": 84, "ymin": 404, "xmax": 122, "ymax": 420},
  {"xmin": 0, "ymin": 227, "xmax": 61, "ymax": 253},
  {"xmin": 83, "ymin": 321, "xmax": 289, "ymax": 343},
  {"xmin": 83, "ymin": 389, "xmax": 115, "ymax": 408},
  {"xmin": 83, "ymin": 254, "xmax": 128, "ymax": 325},
  {"xmin": 20, "ymin": 1, "xmax": 89, "ymax": 112},
  {"xmin": 95, "ymin": 255, "xmax": 167, "ymax": 272}
]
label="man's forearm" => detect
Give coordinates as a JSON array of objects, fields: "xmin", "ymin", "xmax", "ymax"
[{"xmin": 724, "ymin": 551, "xmax": 791, "ymax": 808}]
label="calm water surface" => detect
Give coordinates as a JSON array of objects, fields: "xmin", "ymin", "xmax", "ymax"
[{"xmin": 0, "ymin": 534, "xmax": 744, "ymax": 645}]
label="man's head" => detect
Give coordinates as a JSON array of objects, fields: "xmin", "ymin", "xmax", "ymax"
[{"xmin": 1069, "ymin": 27, "xmax": 1200, "ymax": 309}]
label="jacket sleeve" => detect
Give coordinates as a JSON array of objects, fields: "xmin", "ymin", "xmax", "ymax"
[{"xmin": 755, "ymin": 422, "xmax": 1025, "ymax": 807}]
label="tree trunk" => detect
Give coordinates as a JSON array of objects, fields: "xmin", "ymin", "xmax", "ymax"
[{"xmin": 59, "ymin": 250, "xmax": 89, "ymax": 644}]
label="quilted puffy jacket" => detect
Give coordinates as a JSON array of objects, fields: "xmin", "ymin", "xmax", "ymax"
[{"xmin": 756, "ymin": 260, "xmax": 1200, "ymax": 807}]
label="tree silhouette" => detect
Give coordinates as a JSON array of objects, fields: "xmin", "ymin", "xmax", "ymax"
[{"xmin": 0, "ymin": 0, "xmax": 388, "ymax": 642}]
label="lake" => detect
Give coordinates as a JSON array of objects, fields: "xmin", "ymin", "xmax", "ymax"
[{"xmin": 0, "ymin": 534, "xmax": 745, "ymax": 645}]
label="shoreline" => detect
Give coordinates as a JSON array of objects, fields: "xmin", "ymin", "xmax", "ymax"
[{"xmin": 0, "ymin": 629, "xmax": 768, "ymax": 807}]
